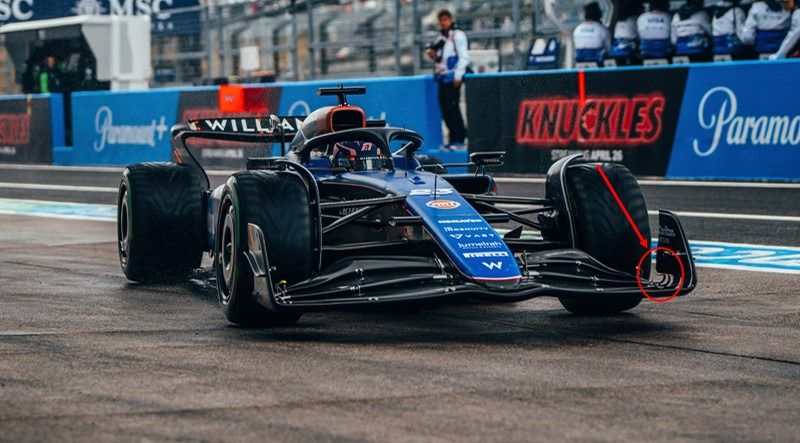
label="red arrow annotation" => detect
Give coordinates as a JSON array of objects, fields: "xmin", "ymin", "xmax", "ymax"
[{"xmin": 595, "ymin": 164, "xmax": 649, "ymax": 248}]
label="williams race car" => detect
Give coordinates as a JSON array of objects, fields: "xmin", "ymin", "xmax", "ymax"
[{"xmin": 116, "ymin": 86, "xmax": 696, "ymax": 326}]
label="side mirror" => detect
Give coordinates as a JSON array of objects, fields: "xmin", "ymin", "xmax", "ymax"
[{"xmin": 469, "ymin": 151, "xmax": 505, "ymax": 167}]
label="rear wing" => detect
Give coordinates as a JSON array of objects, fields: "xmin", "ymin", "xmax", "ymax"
[
  {"xmin": 187, "ymin": 115, "xmax": 304, "ymax": 142},
  {"xmin": 171, "ymin": 114, "xmax": 305, "ymax": 189}
]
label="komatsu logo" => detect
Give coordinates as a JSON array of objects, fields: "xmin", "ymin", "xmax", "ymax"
[{"xmin": 693, "ymin": 86, "xmax": 800, "ymax": 157}]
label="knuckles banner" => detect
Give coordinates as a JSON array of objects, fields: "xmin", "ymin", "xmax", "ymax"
[{"xmin": 467, "ymin": 68, "xmax": 688, "ymax": 176}]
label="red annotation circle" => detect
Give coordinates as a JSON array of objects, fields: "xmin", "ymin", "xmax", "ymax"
[{"xmin": 636, "ymin": 246, "xmax": 685, "ymax": 304}]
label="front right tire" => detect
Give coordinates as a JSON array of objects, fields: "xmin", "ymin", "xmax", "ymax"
[{"xmin": 556, "ymin": 162, "xmax": 650, "ymax": 316}]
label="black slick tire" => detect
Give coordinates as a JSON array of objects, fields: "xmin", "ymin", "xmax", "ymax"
[
  {"xmin": 215, "ymin": 170, "xmax": 312, "ymax": 326},
  {"xmin": 117, "ymin": 162, "xmax": 205, "ymax": 282},
  {"xmin": 558, "ymin": 162, "xmax": 650, "ymax": 316}
]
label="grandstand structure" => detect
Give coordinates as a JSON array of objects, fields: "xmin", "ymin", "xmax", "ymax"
[{"xmin": 0, "ymin": 0, "xmax": 598, "ymax": 90}]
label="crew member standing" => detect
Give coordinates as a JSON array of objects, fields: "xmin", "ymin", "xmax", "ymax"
[
  {"xmin": 38, "ymin": 55, "xmax": 62, "ymax": 94},
  {"xmin": 573, "ymin": 2, "xmax": 612, "ymax": 65},
  {"xmin": 427, "ymin": 9, "xmax": 469, "ymax": 150}
]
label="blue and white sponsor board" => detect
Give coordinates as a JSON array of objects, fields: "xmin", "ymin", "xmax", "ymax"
[
  {"xmin": 278, "ymin": 76, "xmax": 444, "ymax": 152},
  {"xmin": 0, "ymin": 0, "xmax": 200, "ymax": 35},
  {"xmin": 668, "ymin": 60, "xmax": 800, "ymax": 181},
  {"xmin": 69, "ymin": 89, "xmax": 180, "ymax": 165}
]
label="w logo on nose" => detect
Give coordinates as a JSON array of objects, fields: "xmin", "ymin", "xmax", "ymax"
[{"xmin": 482, "ymin": 261, "xmax": 503, "ymax": 270}]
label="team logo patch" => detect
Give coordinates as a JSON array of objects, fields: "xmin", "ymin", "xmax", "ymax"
[{"xmin": 426, "ymin": 199, "xmax": 460, "ymax": 210}]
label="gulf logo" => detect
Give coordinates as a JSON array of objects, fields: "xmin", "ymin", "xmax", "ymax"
[{"xmin": 426, "ymin": 199, "xmax": 461, "ymax": 210}]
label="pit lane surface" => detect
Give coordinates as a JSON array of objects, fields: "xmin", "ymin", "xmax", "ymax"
[{"xmin": 0, "ymin": 165, "xmax": 799, "ymax": 442}]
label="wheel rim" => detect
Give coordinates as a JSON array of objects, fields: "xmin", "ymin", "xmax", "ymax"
[
  {"xmin": 218, "ymin": 202, "xmax": 236, "ymax": 304},
  {"xmin": 118, "ymin": 186, "xmax": 130, "ymax": 266}
]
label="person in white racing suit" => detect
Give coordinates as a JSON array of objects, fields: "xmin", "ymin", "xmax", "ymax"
[
  {"xmin": 573, "ymin": 2, "xmax": 612, "ymax": 65},
  {"xmin": 712, "ymin": 0, "xmax": 749, "ymax": 56},
  {"xmin": 672, "ymin": 0, "xmax": 713, "ymax": 60},
  {"xmin": 610, "ymin": 0, "xmax": 644, "ymax": 64},
  {"xmin": 427, "ymin": 9, "xmax": 469, "ymax": 149},
  {"xmin": 638, "ymin": 0, "xmax": 674, "ymax": 58},
  {"xmin": 741, "ymin": 0, "xmax": 792, "ymax": 54},
  {"xmin": 771, "ymin": 0, "xmax": 800, "ymax": 57}
]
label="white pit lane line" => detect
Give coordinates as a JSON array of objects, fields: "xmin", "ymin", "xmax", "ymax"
[
  {"xmin": 0, "ymin": 183, "xmax": 797, "ymax": 223},
  {"xmin": 0, "ymin": 182, "xmax": 118, "ymax": 193},
  {"xmin": 493, "ymin": 203, "xmax": 800, "ymax": 223},
  {"xmin": 1, "ymin": 198, "xmax": 795, "ymax": 274}
]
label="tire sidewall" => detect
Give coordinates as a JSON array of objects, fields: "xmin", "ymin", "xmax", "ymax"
[{"xmin": 215, "ymin": 182, "xmax": 250, "ymax": 312}]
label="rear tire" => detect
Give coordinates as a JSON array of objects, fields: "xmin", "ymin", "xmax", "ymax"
[
  {"xmin": 215, "ymin": 170, "xmax": 312, "ymax": 326},
  {"xmin": 117, "ymin": 163, "xmax": 205, "ymax": 282},
  {"xmin": 557, "ymin": 162, "xmax": 649, "ymax": 315}
]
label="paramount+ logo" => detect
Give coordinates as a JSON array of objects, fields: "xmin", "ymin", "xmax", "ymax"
[{"xmin": 515, "ymin": 94, "xmax": 665, "ymax": 146}]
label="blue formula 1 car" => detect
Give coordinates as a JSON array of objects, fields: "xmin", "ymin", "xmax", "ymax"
[{"xmin": 116, "ymin": 86, "xmax": 696, "ymax": 326}]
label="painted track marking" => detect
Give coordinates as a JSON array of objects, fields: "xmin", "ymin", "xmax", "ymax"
[{"xmin": 0, "ymin": 199, "xmax": 797, "ymax": 274}]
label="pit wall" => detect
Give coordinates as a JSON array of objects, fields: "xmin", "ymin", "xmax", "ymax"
[
  {"xmin": 466, "ymin": 59, "xmax": 800, "ymax": 181},
  {"xmin": 61, "ymin": 76, "xmax": 444, "ymax": 167},
  {"xmin": 4, "ymin": 60, "xmax": 799, "ymax": 181}
]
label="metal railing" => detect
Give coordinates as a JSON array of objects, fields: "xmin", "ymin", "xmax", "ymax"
[{"xmin": 0, "ymin": 0, "xmax": 567, "ymax": 91}]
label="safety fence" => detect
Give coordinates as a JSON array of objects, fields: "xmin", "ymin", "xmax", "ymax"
[
  {"xmin": 0, "ymin": 0, "xmax": 553, "ymax": 92},
  {"xmin": 3, "ymin": 59, "xmax": 799, "ymax": 181}
]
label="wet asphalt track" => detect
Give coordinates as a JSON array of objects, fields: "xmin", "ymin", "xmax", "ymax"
[{"xmin": 0, "ymin": 165, "xmax": 799, "ymax": 442}]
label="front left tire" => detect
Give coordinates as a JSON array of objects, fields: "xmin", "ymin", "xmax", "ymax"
[{"xmin": 214, "ymin": 170, "xmax": 313, "ymax": 326}]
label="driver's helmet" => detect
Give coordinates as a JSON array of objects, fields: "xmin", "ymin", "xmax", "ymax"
[{"xmin": 331, "ymin": 141, "xmax": 387, "ymax": 171}]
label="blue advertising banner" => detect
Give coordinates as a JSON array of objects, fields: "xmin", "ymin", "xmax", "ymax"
[
  {"xmin": 277, "ymin": 75, "xmax": 444, "ymax": 152},
  {"xmin": 70, "ymin": 89, "xmax": 180, "ymax": 165},
  {"xmin": 67, "ymin": 75, "xmax": 445, "ymax": 165},
  {"xmin": 0, "ymin": 0, "xmax": 199, "ymax": 35},
  {"xmin": 667, "ymin": 60, "xmax": 800, "ymax": 181}
]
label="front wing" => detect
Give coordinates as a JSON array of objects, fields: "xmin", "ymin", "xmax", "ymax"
[{"xmin": 243, "ymin": 210, "xmax": 697, "ymax": 311}]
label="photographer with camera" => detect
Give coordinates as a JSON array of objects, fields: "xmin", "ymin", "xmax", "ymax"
[{"xmin": 427, "ymin": 9, "xmax": 469, "ymax": 150}]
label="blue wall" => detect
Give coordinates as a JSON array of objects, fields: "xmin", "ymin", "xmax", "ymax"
[
  {"xmin": 68, "ymin": 88, "xmax": 182, "ymax": 165},
  {"xmin": 667, "ymin": 60, "xmax": 800, "ymax": 181},
  {"xmin": 67, "ymin": 76, "xmax": 444, "ymax": 166},
  {"xmin": 61, "ymin": 63, "xmax": 800, "ymax": 180}
]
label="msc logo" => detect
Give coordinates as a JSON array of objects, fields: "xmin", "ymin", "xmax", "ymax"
[
  {"xmin": 482, "ymin": 261, "xmax": 503, "ymax": 270},
  {"xmin": 426, "ymin": 199, "xmax": 460, "ymax": 210}
]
